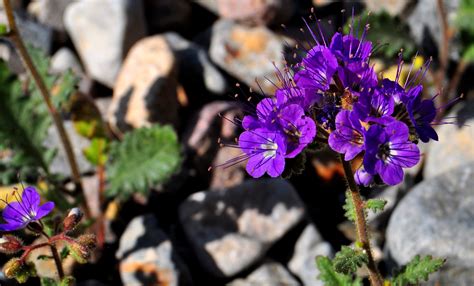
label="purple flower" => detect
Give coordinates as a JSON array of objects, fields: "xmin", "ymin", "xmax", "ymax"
[
  {"xmin": 354, "ymin": 166, "xmax": 374, "ymax": 187},
  {"xmin": 328, "ymin": 110, "xmax": 366, "ymax": 161},
  {"xmin": 329, "ymin": 32, "xmax": 372, "ymax": 64},
  {"xmin": 294, "ymin": 46, "xmax": 338, "ymax": 93},
  {"xmin": 363, "ymin": 121, "xmax": 420, "ymax": 185},
  {"xmin": 0, "ymin": 187, "xmax": 55, "ymax": 231},
  {"xmin": 238, "ymin": 128, "xmax": 287, "ymax": 178},
  {"xmin": 407, "ymin": 89, "xmax": 438, "ymax": 143}
]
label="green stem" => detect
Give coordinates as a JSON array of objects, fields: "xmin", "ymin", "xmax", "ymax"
[
  {"xmin": 1, "ymin": 0, "xmax": 91, "ymax": 219},
  {"xmin": 340, "ymin": 155, "xmax": 383, "ymax": 286}
]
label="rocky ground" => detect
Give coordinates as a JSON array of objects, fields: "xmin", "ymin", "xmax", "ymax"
[{"xmin": 0, "ymin": 0, "xmax": 473, "ymax": 285}]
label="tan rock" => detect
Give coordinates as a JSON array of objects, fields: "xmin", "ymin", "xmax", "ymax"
[{"xmin": 108, "ymin": 36, "xmax": 179, "ymax": 132}]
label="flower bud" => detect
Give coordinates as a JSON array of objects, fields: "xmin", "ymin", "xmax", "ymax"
[
  {"xmin": 77, "ymin": 234, "xmax": 97, "ymax": 251},
  {"xmin": 0, "ymin": 235, "xmax": 23, "ymax": 254},
  {"xmin": 3, "ymin": 258, "xmax": 36, "ymax": 283},
  {"xmin": 69, "ymin": 234, "xmax": 97, "ymax": 264},
  {"xmin": 63, "ymin": 208, "xmax": 83, "ymax": 232}
]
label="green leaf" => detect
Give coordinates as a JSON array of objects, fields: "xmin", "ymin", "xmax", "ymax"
[
  {"xmin": 51, "ymin": 70, "xmax": 79, "ymax": 110},
  {"xmin": 463, "ymin": 44, "xmax": 474, "ymax": 62},
  {"xmin": 0, "ymin": 24, "xmax": 8, "ymax": 36},
  {"xmin": 343, "ymin": 191, "xmax": 357, "ymax": 222},
  {"xmin": 0, "ymin": 61, "xmax": 53, "ymax": 180},
  {"xmin": 391, "ymin": 255, "xmax": 445, "ymax": 286},
  {"xmin": 36, "ymin": 255, "xmax": 53, "ymax": 261},
  {"xmin": 60, "ymin": 246, "xmax": 70, "ymax": 260},
  {"xmin": 366, "ymin": 199, "xmax": 387, "ymax": 214},
  {"xmin": 333, "ymin": 246, "xmax": 369, "ymax": 275},
  {"xmin": 60, "ymin": 276, "xmax": 76, "ymax": 286},
  {"xmin": 316, "ymin": 256, "xmax": 362, "ymax": 286},
  {"xmin": 106, "ymin": 125, "xmax": 181, "ymax": 200},
  {"xmin": 83, "ymin": 138, "xmax": 108, "ymax": 166},
  {"xmin": 41, "ymin": 277, "xmax": 59, "ymax": 286}
]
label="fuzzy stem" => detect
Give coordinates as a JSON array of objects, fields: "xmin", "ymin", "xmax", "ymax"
[
  {"xmin": 1, "ymin": 0, "xmax": 91, "ymax": 219},
  {"xmin": 340, "ymin": 155, "xmax": 383, "ymax": 286},
  {"xmin": 49, "ymin": 244, "xmax": 65, "ymax": 280}
]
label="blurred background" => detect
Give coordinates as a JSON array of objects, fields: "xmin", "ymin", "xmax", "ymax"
[{"xmin": 0, "ymin": 0, "xmax": 473, "ymax": 285}]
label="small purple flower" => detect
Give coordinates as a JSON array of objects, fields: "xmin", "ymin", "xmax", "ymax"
[
  {"xmin": 363, "ymin": 121, "xmax": 420, "ymax": 185},
  {"xmin": 329, "ymin": 32, "xmax": 372, "ymax": 64},
  {"xmin": 407, "ymin": 89, "xmax": 438, "ymax": 143},
  {"xmin": 0, "ymin": 187, "xmax": 55, "ymax": 231},
  {"xmin": 238, "ymin": 128, "xmax": 287, "ymax": 178},
  {"xmin": 354, "ymin": 166, "xmax": 374, "ymax": 187},
  {"xmin": 294, "ymin": 46, "xmax": 338, "ymax": 92},
  {"xmin": 328, "ymin": 110, "xmax": 366, "ymax": 161}
]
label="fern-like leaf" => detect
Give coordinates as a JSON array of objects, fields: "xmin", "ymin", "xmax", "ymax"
[
  {"xmin": 366, "ymin": 199, "xmax": 387, "ymax": 214},
  {"xmin": 333, "ymin": 246, "xmax": 369, "ymax": 275},
  {"xmin": 343, "ymin": 191, "xmax": 357, "ymax": 222},
  {"xmin": 391, "ymin": 255, "xmax": 445, "ymax": 286},
  {"xmin": 316, "ymin": 256, "xmax": 362, "ymax": 286},
  {"xmin": 106, "ymin": 125, "xmax": 181, "ymax": 200}
]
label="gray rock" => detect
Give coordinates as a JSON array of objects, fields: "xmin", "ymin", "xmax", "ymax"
[
  {"xmin": 16, "ymin": 14, "xmax": 53, "ymax": 54},
  {"xmin": 229, "ymin": 261, "xmax": 300, "ymax": 286},
  {"xmin": 288, "ymin": 224, "xmax": 332, "ymax": 286},
  {"xmin": 387, "ymin": 162, "xmax": 474, "ymax": 285},
  {"xmin": 50, "ymin": 47, "xmax": 83, "ymax": 75},
  {"xmin": 107, "ymin": 35, "xmax": 178, "ymax": 132},
  {"xmin": 179, "ymin": 179, "xmax": 305, "ymax": 277},
  {"xmin": 406, "ymin": 0, "xmax": 460, "ymax": 60},
  {"xmin": 194, "ymin": 0, "xmax": 295, "ymax": 26},
  {"xmin": 209, "ymin": 20, "xmax": 292, "ymax": 95},
  {"xmin": 64, "ymin": 0, "xmax": 146, "ymax": 87},
  {"xmin": 44, "ymin": 121, "xmax": 94, "ymax": 177},
  {"xmin": 0, "ymin": 42, "xmax": 24, "ymax": 74},
  {"xmin": 164, "ymin": 32, "xmax": 227, "ymax": 95},
  {"xmin": 424, "ymin": 101, "xmax": 474, "ymax": 178},
  {"xmin": 116, "ymin": 215, "xmax": 192, "ymax": 286}
]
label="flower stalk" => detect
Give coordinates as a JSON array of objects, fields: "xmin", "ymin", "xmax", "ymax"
[
  {"xmin": 1, "ymin": 0, "xmax": 91, "ymax": 218},
  {"xmin": 340, "ymin": 155, "xmax": 383, "ymax": 286}
]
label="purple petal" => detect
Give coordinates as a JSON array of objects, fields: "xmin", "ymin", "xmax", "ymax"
[
  {"xmin": 266, "ymin": 155, "xmax": 285, "ymax": 177},
  {"xmin": 385, "ymin": 121, "xmax": 409, "ymax": 143},
  {"xmin": 389, "ymin": 142, "xmax": 420, "ymax": 168},
  {"xmin": 376, "ymin": 161, "xmax": 404, "ymax": 185},
  {"xmin": 22, "ymin": 186, "xmax": 40, "ymax": 210},
  {"xmin": 35, "ymin": 202, "xmax": 55, "ymax": 220},
  {"xmin": 2, "ymin": 201, "xmax": 28, "ymax": 224},
  {"xmin": 242, "ymin": 115, "xmax": 261, "ymax": 130},
  {"xmin": 0, "ymin": 221, "xmax": 26, "ymax": 231},
  {"xmin": 355, "ymin": 167, "xmax": 374, "ymax": 187},
  {"xmin": 246, "ymin": 155, "xmax": 270, "ymax": 178}
]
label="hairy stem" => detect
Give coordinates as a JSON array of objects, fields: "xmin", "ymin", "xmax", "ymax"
[
  {"xmin": 49, "ymin": 244, "xmax": 65, "ymax": 280},
  {"xmin": 2, "ymin": 0, "xmax": 91, "ymax": 218},
  {"xmin": 340, "ymin": 155, "xmax": 383, "ymax": 286}
]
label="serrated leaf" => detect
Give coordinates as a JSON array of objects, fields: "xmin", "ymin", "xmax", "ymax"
[
  {"xmin": 316, "ymin": 256, "xmax": 363, "ymax": 286},
  {"xmin": 343, "ymin": 191, "xmax": 357, "ymax": 222},
  {"xmin": 391, "ymin": 255, "xmax": 445, "ymax": 286},
  {"xmin": 366, "ymin": 199, "xmax": 387, "ymax": 214},
  {"xmin": 106, "ymin": 125, "xmax": 181, "ymax": 200},
  {"xmin": 333, "ymin": 246, "xmax": 369, "ymax": 275},
  {"xmin": 83, "ymin": 138, "xmax": 108, "ymax": 166}
]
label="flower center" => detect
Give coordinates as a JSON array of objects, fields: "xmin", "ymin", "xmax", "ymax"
[
  {"xmin": 377, "ymin": 143, "xmax": 392, "ymax": 162},
  {"xmin": 260, "ymin": 141, "xmax": 278, "ymax": 159}
]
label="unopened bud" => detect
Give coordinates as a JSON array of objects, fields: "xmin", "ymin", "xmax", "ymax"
[
  {"xmin": 69, "ymin": 235, "xmax": 95, "ymax": 265},
  {"xmin": 76, "ymin": 234, "xmax": 97, "ymax": 251},
  {"xmin": 0, "ymin": 235, "xmax": 23, "ymax": 254},
  {"xmin": 63, "ymin": 208, "xmax": 83, "ymax": 231},
  {"xmin": 3, "ymin": 258, "xmax": 36, "ymax": 283}
]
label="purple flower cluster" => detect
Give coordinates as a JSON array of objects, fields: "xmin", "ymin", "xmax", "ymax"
[{"xmin": 233, "ymin": 20, "xmax": 439, "ymax": 186}]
